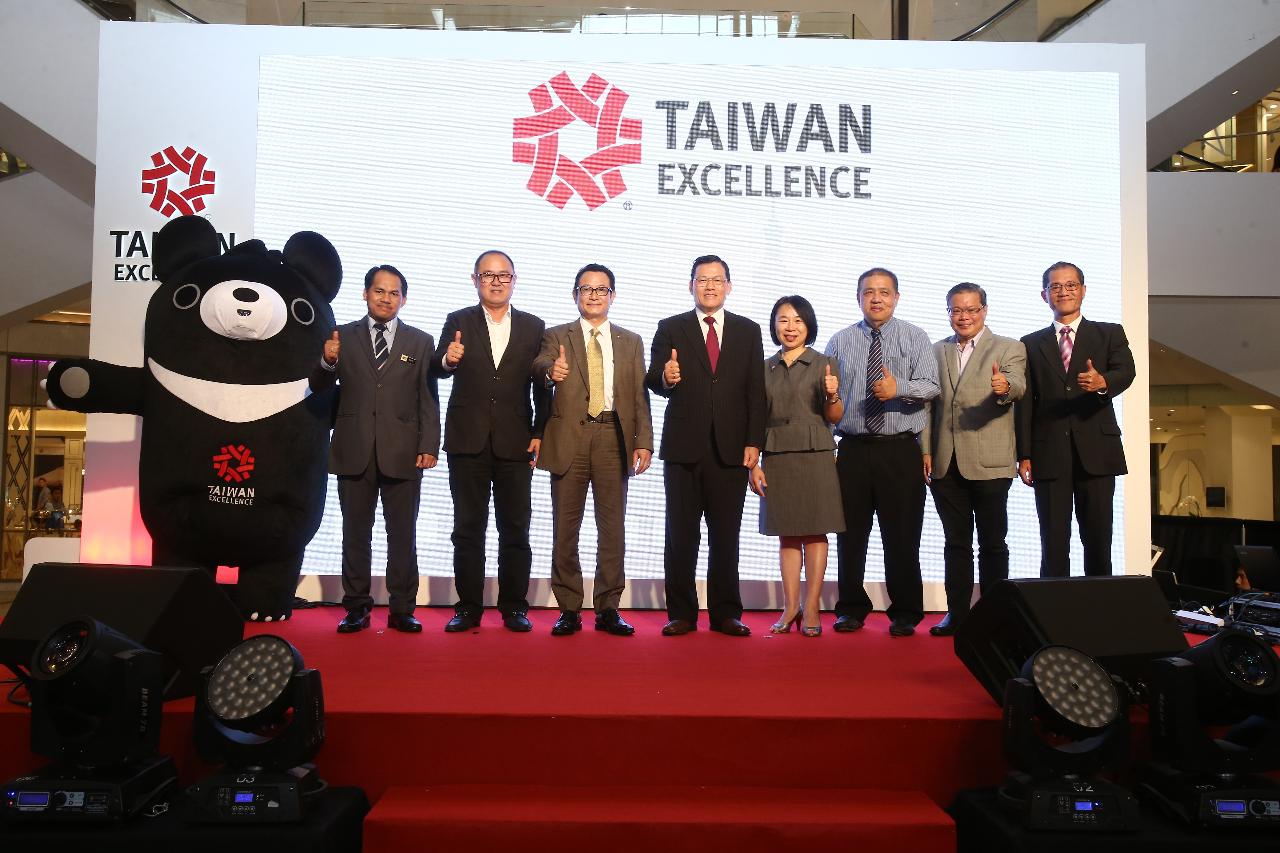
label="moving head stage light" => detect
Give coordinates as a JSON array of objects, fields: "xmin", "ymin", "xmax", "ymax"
[
  {"xmin": 1139, "ymin": 627, "xmax": 1280, "ymax": 827},
  {"xmin": 3, "ymin": 618, "xmax": 177, "ymax": 822},
  {"xmin": 1000, "ymin": 645, "xmax": 1140, "ymax": 832},
  {"xmin": 187, "ymin": 635, "xmax": 325, "ymax": 823}
]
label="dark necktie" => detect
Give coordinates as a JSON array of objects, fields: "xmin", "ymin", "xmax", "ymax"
[
  {"xmin": 373, "ymin": 322, "xmax": 388, "ymax": 369},
  {"xmin": 865, "ymin": 328, "xmax": 885, "ymax": 434},
  {"xmin": 704, "ymin": 316, "xmax": 719, "ymax": 374}
]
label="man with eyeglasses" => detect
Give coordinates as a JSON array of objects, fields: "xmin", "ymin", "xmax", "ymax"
[
  {"xmin": 534, "ymin": 264, "xmax": 654, "ymax": 636},
  {"xmin": 825, "ymin": 267, "xmax": 940, "ymax": 637},
  {"xmin": 433, "ymin": 250, "xmax": 550, "ymax": 632},
  {"xmin": 920, "ymin": 283, "xmax": 1026, "ymax": 636},
  {"xmin": 646, "ymin": 255, "xmax": 766, "ymax": 636},
  {"xmin": 1016, "ymin": 261, "xmax": 1135, "ymax": 578}
]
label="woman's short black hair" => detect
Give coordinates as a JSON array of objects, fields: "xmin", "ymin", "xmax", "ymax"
[{"xmin": 769, "ymin": 294, "xmax": 818, "ymax": 346}]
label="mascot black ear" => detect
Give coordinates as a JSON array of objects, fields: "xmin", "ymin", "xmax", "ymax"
[
  {"xmin": 283, "ymin": 232, "xmax": 342, "ymax": 304},
  {"xmin": 152, "ymin": 215, "xmax": 222, "ymax": 284}
]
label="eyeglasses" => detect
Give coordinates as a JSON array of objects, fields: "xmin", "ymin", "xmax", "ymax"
[
  {"xmin": 575, "ymin": 286, "xmax": 614, "ymax": 298},
  {"xmin": 1045, "ymin": 283, "xmax": 1081, "ymax": 295},
  {"xmin": 946, "ymin": 306, "xmax": 985, "ymax": 317},
  {"xmin": 476, "ymin": 272, "xmax": 514, "ymax": 285},
  {"xmin": 694, "ymin": 277, "xmax": 727, "ymax": 288}
]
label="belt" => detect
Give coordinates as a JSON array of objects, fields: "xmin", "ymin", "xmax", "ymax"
[
  {"xmin": 587, "ymin": 411, "xmax": 617, "ymax": 423},
  {"xmin": 837, "ymin": 431, "xmax": 914, "ymax": 443}
]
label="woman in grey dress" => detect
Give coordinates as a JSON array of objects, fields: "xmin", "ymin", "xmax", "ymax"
[{"xmin": 748, "ymin": 296, "xmax": 845, "ymax": 636}]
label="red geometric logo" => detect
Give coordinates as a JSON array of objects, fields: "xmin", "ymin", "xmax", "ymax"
[
  {"xmin": 141, "ymin": 146, "xmax": 216, "ymax": 218},
  {"xmin": 212, "ymin": 444, "xmax": 254, "ymax": 483},
  {"xmin": 513, "ymin": 72, "xmax": 642, "ymax": 211}
]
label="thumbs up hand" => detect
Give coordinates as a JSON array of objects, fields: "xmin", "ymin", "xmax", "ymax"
[
  {"xmin": 990, "ymin": 361, "xmax": 1010, "ymax": 397},
  {"xmin": 1077, "ymin": 358, "xmax": 1107, "ymax": 392},
  {"xmin": 871, "ymin": 364, "xmax": 896, "ymax": 401},
  {"xmin": 823, "ymin": 363, "xmax": 839, "ymax": 398},
  {"xmin": 550, "ymin": 344, "xmax": 570, "ymax": 383},
  {"xmin": 664, "ymin": 348, "xmax": 682, "ymax": 386},
  {"xmin": 323, "ymin": 330, "xmax": 340, "ymax": 365},
  {"xmin": 445, "ymin": 330, "xmax": 465, "ymax": 367}
]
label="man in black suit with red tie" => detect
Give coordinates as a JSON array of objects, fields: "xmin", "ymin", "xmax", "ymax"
[
  {"xmin": 433, "ymin": 250, "xmax": 550, "ymax": 632},
  {"xmin": 646, "ymin": 255, "xmax": 767, "ymax": 636},
  {"xmin": 1016, "ymin": 261, "xmax": 1135, "ymax": 578}
]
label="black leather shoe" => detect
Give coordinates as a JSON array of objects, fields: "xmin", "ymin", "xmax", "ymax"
[
  {"xmin": 551, "ymin": 611, "xmax": 582, "ymax": 636},
  {"xmin": 388, "ymin": 613, "xmax": 422, "ymax": 633},
  {"xmin": 832, "ymin": 614, "xmax": 865, "ymax": 633},
  {"xmin": 712, "ymin": 617, "xmax": 751, "ymax": 637},
  {"xmin": 661, "ymin": 618, "xmax": 697, "ymax": 636},
  {"xmin": 595, "ymin": 609, "xmax": 635, "ymax": 636},
  {"xmin": 444, "ymin": 611, "xmax": 480, "ymax": 632},
  {"xmin": 503, "ymin": 610, "xmax": 533, "ymax": 632},
  {"xmin": 889, "ymin": 619, "xmax": 916, "ymax": 637},
  {"xmin": 337, "ymin": 608, "xmax": 370, "ymax": 633},
  {"xmin": 929, "ymin": 614, "xmax": 959, "ymax": 637}
]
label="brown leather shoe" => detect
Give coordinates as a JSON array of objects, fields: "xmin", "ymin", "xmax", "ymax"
[
  {"xmin": 661, "ymin": 618, "xmax": 697, "ymax": 636},
  {"xmin": 712, "ymin": 617, "xmax": 751, "ymax": 637}
]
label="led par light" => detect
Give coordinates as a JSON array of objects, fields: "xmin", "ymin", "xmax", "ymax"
[
  {"xmin": 187, "ymin": 635, "xmax": 325, "ymax": 823},
  {"xmin": 3, "ymin": 618, "xmax": 177, "ymax": 822},
  {"xmin": 1000, "ymin": 645, "xmax": 1140, "ymax": 832},
  {"xmin": 1139, "ymin": 628, "xmax": 1280, "ymax": 827}
]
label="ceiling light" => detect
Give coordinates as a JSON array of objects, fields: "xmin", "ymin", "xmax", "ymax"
[
  {"xmin": 1231, "ymin": 90, "xmax": 1240, "ymax": 96},
  {"xmin": 1251, "ymin": 405, "xmax": 1274, "ymax": 411}
]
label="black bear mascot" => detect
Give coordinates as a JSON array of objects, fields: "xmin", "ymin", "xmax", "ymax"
[{"xmin": 48, "ymin": 215, "xmax": 340, "ymax": 621}]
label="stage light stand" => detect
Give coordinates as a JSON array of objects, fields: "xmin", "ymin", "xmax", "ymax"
[
  {"xmin": 186, "ymin": 634, "xmax": 325, "ymax": 823},
  {"xmin": 999, "ymin": 645, "xmax": 1140, "ymax": 831}
]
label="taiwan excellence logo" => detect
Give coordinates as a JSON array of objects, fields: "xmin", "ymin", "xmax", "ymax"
[
  {"xmin": 513, "ymin": 72, "xmax": 642, "ymax": 211},
  {"xmin": 141, "ymin": 145, "xmax": 216, "ymax": 218},
  {"xmin": 212, "ymin": 444, "xmax": 254, "ymax": 483}
]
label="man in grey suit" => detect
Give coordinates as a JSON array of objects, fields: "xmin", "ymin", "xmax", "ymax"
[
  {"xmin": 534, "ymin": 263, "xmax": 654, "ymax": 636},
  {"xmin": 921, "ymin": 282, "xmax": 1026, "ymax": 636},
  {"xmin": 313, "ymin": 264, "xmax": 440, "ymax": 634}
]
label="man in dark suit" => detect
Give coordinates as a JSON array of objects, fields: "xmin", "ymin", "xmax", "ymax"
[
  {"xmin": 645, "ymin": 255, "xmax": 766, "ymax": 636},
  {"xmin": 1016, "ymin": 261, "xmax": 1136, "ymax": 578},
  {"xmin": 433, "ymin": 250, "xmax": 550, "ymax": 632},
  {"xmin": 313, "ymin": 264, "xmax": 439, "ymax": 634},
  {"xmin": 534, "ymin": 263, "xmax": 654, "ymax": 637}
]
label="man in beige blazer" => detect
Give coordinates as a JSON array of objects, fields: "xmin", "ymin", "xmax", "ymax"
[
  {"xmin": 534, "ymin": 263, "xmax": 654, "ymax": 636},
  {"xmin": 921, "ymin": 282, "xmax": 1026, "ymax": 636}
]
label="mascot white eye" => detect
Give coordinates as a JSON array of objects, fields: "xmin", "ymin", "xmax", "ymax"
[
  {"xmin": 173, "ymin": 283, "xmax": 201, "ymax": 310},
  {"xmin": 291, "ymin": 298, "xmax": 315, "ymax": 325}
]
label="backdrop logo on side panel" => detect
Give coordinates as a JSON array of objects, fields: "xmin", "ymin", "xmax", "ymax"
[
  {"xmin": 106, "ymin": 145, "xmax": 235, "ymax": 284},
  {"xmin": 513, "ymin": 72, "xmax": 643, "ymax": 211}
]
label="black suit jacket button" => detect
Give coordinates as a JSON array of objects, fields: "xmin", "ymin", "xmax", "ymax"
[{"xmin": 1065, "ymin": 385, "xmax": 1072, "ymax": 391}]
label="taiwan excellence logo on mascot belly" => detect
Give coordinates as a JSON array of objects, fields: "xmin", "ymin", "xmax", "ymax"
[
  {"xmin": 512, "ymin": 71, "xmax": 642, "ymax": 211},
  {"xmin": 209, "ymin": 443, "xmax": 256, "ymax": 506}
]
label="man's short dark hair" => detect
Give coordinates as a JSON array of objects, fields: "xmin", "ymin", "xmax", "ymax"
[
  {"xmin": 364, "ymin": 264, "xmax": 407, "ymax": 296},
  {"xmin": 947, "ymin": 282, "xmax": 987, "ymax": 306},
  {"xmin": 769, "ymin": 295, "xmax": 819, "ymax": 346},
  {"xmin": 857, "ymin": 267, "xmax": 899, "ymax": 293},
  {"xmin": 1042, "ymin": 261, "xmax": 1084, "ymax": 289},
  {"xmin": 474, "ymin": 249, "xmax": 516, "ymax": 275},
  {"xmin": 574, "ymin": 263, "xmax": 615, "ymax": 292},
  {"xmin": 690, "ymin": 254, "xmax": 730, "ymax": 283}
]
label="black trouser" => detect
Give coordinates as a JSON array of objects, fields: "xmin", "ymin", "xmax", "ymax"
[
  {"xmin": 338, "ymin": 447, "xmax": 422, "ymax": 616},
  {"xmin": 1033, "ymin": 446, "xmax": 1115, "ymax": 578},
  {"xmin": 835, "ymin": 433, "xmax": 925, "ymax": 625},
  {"xmin": 929, "ymin": 460, "xmax": 1012, "ymax": 621},
  {"xmin": 662, "ymin": 431, "xmax": 747, "ymax": 624},
  {"xmin": 449, "ymin": 438, "xmax": 533, "ymax": 617}
]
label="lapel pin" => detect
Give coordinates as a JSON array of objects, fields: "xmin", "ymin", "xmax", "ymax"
[{"xmin": 401, "ymin": 354, "xmax": 417, "ymax": 364}]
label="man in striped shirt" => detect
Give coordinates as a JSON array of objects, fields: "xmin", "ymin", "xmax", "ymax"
[{"xmin": 825, "ymin": 268, "xmax": 940, "ymax": 636}]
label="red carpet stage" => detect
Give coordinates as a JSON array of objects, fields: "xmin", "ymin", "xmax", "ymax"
[{"xmin": 1, "ymin": 608, "xmax": 1009, "ymax": 851}]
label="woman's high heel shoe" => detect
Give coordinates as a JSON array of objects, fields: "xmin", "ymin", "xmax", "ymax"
[
  {"xmin": 769, "ymin": 608, "xmax": 802, "ymax": 634},
  {"xmin": 801, "ymin": 614, "xmax": 822, "ymax": 637}
]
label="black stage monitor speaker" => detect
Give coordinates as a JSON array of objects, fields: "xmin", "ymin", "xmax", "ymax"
[
  {"xmin": 0, "ymin": 563, "xmax": 242, "ymax": 699},
  {"xmin": 954, "ymin": 576, "xmax": 1189, "ymax": 705}
]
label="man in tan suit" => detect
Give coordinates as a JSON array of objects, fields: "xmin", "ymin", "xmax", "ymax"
[
  {"xmin": 921, "ymin": 282, "xmax": 1026, "ymax": 636},
  {"xmin": 534, "ymin": 263, "xmax": 654, "ymax": 636}
]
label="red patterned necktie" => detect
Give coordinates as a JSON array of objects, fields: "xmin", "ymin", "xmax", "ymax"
[
  {"xmin": 704, "ymin": 316, "xmax": 720, "ymax": 373},
  {"xmin": 1059, "ymin": 326, "xmax": 1073, "ymax": 373}
]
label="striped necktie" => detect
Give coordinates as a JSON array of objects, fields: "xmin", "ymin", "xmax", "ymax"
[
  {"xmin": 373, "ymin": 322, "xmax": 389, "ymax": 369},
  {"xmin": 1059, "ymin": 326, "xmax": 1073, "ymax": 373},
  {"xmin": 865, "ymin": 328, "xmax": 886, "ymax": 434}
]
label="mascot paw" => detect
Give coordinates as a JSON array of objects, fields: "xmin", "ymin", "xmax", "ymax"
[{"xmin": 58, "ymin": 367, "xmax": 92, "ymax": 400}]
